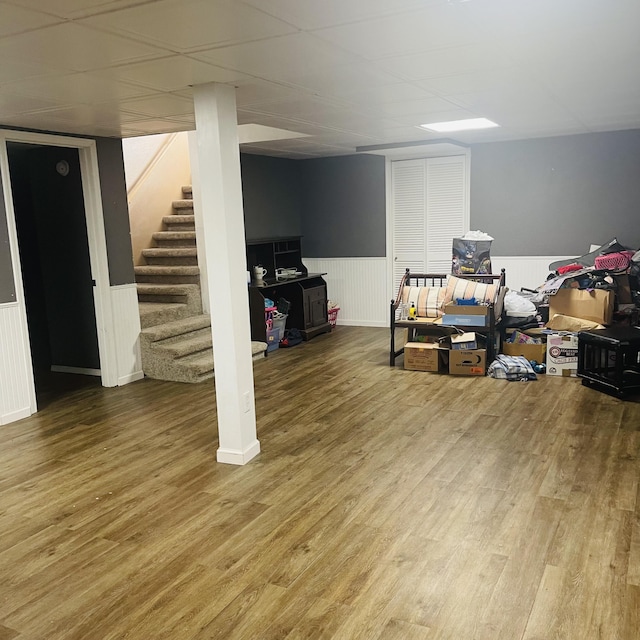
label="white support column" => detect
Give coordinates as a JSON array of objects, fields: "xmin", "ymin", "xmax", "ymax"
[
  {"xmin": 187, "ymin": 130, "xmax": 210, "ymax": 314},
  {"xmin": 192, "ymin": 83, "xmax": 260, "ymax": 466}
]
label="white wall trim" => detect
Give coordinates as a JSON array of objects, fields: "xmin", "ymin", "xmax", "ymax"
[
  {"xmin": 491, "ymin": 255, "xmax": 573, "ymax": 293},
  {"xmin": 0, "ymin": 303, "xmax": 34, "ymax": 425},
  {"xmin": 304, "ymin": 254, "xmax": 575, "ymax": 330},
  {"xmin": 303, "ymin": 257, "xmax": 388, "ymax": 327},
  {"xmin": 110, "ymin": 283, "xmax": 144, "ymax": 386}
]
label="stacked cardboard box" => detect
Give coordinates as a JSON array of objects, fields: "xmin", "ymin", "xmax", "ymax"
[{"xmin": 404, "ymin": 333, "xmax": 486, "ymax": 376}]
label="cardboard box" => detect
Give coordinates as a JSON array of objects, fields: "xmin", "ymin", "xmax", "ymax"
[
  {"xmin": 404, "ymin": 342, "xmax": 446, "ymax": 372},
  {"xmin": 503, "ymin": 328, "xmax": 546, "ymax": 362},
  {"xmin": 449, "ymin": 349, "xmax": 486, "ymax": 376},
  {"xmin": 451, "ymin": 332, "xmax": 478, "ymax": 350},
  {"xmin": 443, "ymin": 302, "xmax": 489, "ymax": 316},
  {"xmin": 502, "ymin": 342, "xmax": 547, "ymax": 363},
  {"xmin": 548, "ymin": 288, "xmax": 613, "ymax": 325},
  {"xmin": 546, "ymin": 332, "xmax": 579, "ymax": 377}
]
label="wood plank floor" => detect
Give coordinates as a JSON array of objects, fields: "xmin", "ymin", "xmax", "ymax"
[{"xmin": 1, "ymin": 326, "xmax": 640, "ymax": 639}]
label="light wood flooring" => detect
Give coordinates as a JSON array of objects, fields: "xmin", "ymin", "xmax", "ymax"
[{"xmin": 1, "ymin": 326, "xmax": 640, "ymax": 639}]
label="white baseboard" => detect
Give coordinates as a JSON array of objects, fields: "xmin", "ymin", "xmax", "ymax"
[
  {"xmin": 118, "ymin": 371, "xmax": 145, "ymax": 385},
  {"xmin": 1, "ymin": 406, "xmax": 32, "ymax": 426},
  {"xmin": 338, "ymin": 319, "xmax": 387, "ymax": 328},
  {"xmin": 217, "ymin": 439, "xmax": 261, "ymax": 465}
]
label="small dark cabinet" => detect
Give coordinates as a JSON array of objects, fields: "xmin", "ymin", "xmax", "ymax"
[{"xmin": 247, "ymin": 237, "xmax": 331, "ymax": 342}]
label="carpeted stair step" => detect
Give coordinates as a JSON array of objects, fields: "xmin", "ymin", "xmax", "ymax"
[
  {"xmin": 144, "ymin": 349, "xmax": 214, "ymax": 383},
  {"xmin": 163, "ymin": 214, "xmax": 194, "ymax": 230},
  {"xmin": 143, "ymin": 350, "xmax": 214, "ymax": 384},
  {"xmin": 142, "ymin": 247, "xmax": 198, "ymax": 266},
  {"xmin": 141, "ymin": 313, "xmax": 211, "ymax": 343},
  {"xmin": 135, "ymin": 265, "xmax": 200, "ymax": 284},
  {"xmin": 151, "ymin": 328, "xmax": 213, "ymax": 358},
  {"xmin": 137, "ymin": 283, "xmax": 202, "ymax": 313},
  {"xmin": 182, "ymin": 186, "xmax": 192, "ymax": 198},
  {"xmin": 172, "ymin": 199, "xmax": 194, "ymax": 214},
  {"xmin": 152, "ymin": 230, "xmax": 196, "ymax": 247},
  {"xmin": 138, "ymin": 302, "xmax": 189, "ymax": 329}
]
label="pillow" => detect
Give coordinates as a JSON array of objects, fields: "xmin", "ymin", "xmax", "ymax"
[
  {"xmin": 445, "ymin": 275, "xmax": 497, "ymax": 305},
  {"xmin": 401, "ymin": 286, "xmax": 447, "ymax": 318}
]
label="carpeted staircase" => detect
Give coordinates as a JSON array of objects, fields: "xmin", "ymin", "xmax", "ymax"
[{"xmin": 135, "ymin": 186, "xmax": 266, "ymax": 383}]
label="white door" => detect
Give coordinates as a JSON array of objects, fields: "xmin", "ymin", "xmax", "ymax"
[{"xmin": 391, "ymin": 154, "xmax": 469, "ymax": 295}]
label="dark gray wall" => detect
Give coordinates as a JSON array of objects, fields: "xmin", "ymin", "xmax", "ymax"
[
  {"xmin": 471, "ymin": 130, "xmax": 640, "ymax": 255},
  {"xmin": 241, "ymin": 153, "xmax": 302, "ymax": 241},
  {"xmin": 96, "ymin": 137, "xmax": 135, "ymax": 285},
  {"xmin": 299, "ymin": 154, "xmax": 386, "ymax": 258},
  {"xmin": 0, "ymin": 176, "xmax": 16, "ymax": 303}
]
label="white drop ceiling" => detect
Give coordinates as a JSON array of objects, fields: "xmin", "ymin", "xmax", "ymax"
[{"xmin": 0, "ymin": 0, "xmax": 639, "ymax": 158}]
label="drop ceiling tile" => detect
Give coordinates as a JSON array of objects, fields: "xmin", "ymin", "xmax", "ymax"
[
  {"xmin": 391, "ymin": 107, "xmax": 478, "ymax": 128},
  {"xmin": 6, "ymin": 0, "xmax": 161, "ymax": 20},
  {"xmin": 120, "ymin": 94, "xmax": 194, "ymax": 118},
  {"xmin": 0, "ymin": 23, "xmax": 167, "ymax": 72},
  {"xmin": 28, "ymin": 103, "xmax": 131, "ymax": 126},
  {"xmin": 3, "ymin": 71, "xmax": 156, "ymax": 104},
  {"xmin": 110, "ymin": 56, "xmax": 250, "ymax": 92},
  {"xmin": 0, "ymin": 91, "xmax": 69, "ymax": 116},
  {"xmin": 327, "ymin": 82, "xmax": 436, "ymax": 107},
  {"xmin": 191, "ymin": 33, "xmax": 361, "ymax": 86},
  {"xmin": 376, "ymin": 44, "xmax": 507, "ymax": 82},
  {"xmin": 313, "ymin": 3, "xmax": 478, "ymax": 60},
  {"xmin": 234, "ymin": 80, "xmax": 307, "ymax": 107},
  {"xmin": 80, "ymin": 0, "xmax": 296, "ymax": 53},
  {"xmin": 0, "ymin": 58, "xmax": 63, "ymax": 83},
  {"xmin": 416, "ymin": 69, "xmax": 528, "ymax": 99},
  {"xmin": 239, "ymin": 96, "xmax": 351, "ymax": 120},
  {"xmin": 121, "ymin": 118, "xmax": 191, "ymax": 134},
  {"xmin": 240, "ymin": 0, "xmax": 442, "ymax": 30},
  {"xmin": 279, "ymin": 63, "xmax": 404, "ymax": 100},
  {"xmin": 374, "ymin": 96, "xmax": 466, "ymax": 118},
  {"xmin": 0, "ymin": 2, "xmax": 63, "ymax": 36},
  {"xmin": 0, "ymin": 111, "xmax": 82, "ymax": 133}
]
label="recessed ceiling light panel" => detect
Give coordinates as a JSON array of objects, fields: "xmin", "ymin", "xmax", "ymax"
[{"xmin": 419, "ymin": 117, "xmax": 500, "ymax": 133}]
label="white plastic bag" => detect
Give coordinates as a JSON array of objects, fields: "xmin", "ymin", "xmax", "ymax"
[{"xmin": 504, "ymin": 290, "xmax": 537, "ymax": 317}]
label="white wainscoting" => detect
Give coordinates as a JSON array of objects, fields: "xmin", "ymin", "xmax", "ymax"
[
  {"xmin": 0, "ymin": 303, "xmax": 34, "ymax": 425},
  {"xmin": 304, "ymin": 256, "xmax": 575, "ymax": 329},
  {"xmin": 491, "ymin": 256, "xmax": 572, "ymax": 293},
  {"xmin": 303, "ymin": 257, "xmax": 389, "ymax": 327},
  {"xmin": 110, "ymin": 284, "xmax": 144, "ymax": 385}
]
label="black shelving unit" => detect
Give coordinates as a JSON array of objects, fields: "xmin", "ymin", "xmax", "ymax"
[{"xmin": 247, "ymin": 237, "xmax": 331, "ymax": 342}]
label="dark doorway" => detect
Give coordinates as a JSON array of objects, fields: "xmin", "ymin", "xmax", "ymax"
[{"xmin": 8, "ymin": 143, "xmax": 101, "ymax": 406}]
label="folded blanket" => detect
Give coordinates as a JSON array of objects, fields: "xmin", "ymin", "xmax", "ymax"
[{"xmin": 488, "ymin": 355, "xmax": 537, "ymax": 381}]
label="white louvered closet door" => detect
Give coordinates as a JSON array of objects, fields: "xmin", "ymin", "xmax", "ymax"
[
  {"xmin": 391, "ymin": 155, "xmax": 468, "ymax": 295},
  {"xmin": 391, "ymin": 159, "xmax": 426, "ymax": 293}
]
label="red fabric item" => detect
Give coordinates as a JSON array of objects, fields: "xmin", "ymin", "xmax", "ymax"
[
  {"xmin": 557, "ymin": 263, "xmax": 583, "ymax": 275},
  {"xmin": 594, "ymin": 250, "xmax": 634, "ymax": 271}
]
